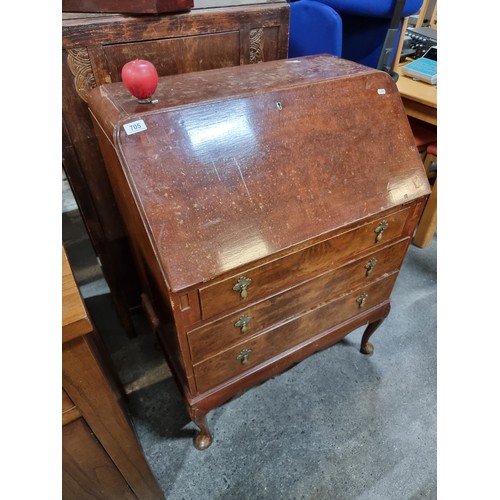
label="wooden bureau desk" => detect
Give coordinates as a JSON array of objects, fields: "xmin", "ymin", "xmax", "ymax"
[
  {"xmin": 87, "ymin": 55, "xmax": 431, "ymax": 449},
  {"xmin": 395, "ymin": 62, "xmax": 437, "ymax": 126},
  {"xmin": 62, "ymin": 247, "xmax": 164, "ymax": 498}
]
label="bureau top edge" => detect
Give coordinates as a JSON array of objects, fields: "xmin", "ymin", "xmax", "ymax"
[{"xmin": 87, "ymin": 55, "xmax": 383, "ymax": 135}]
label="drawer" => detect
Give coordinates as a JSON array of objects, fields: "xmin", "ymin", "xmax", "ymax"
[
  {"xmin": 193, "ymin": 272, "xmax": 398, "ymax": 394},
  {"xmin": 188, "ymin": 238, "xmax": 408, "ymax": 364},
  {"xmin": 103, "ymin": 33, "xmax": 241, "ymax": 81},
  {"xmin": 199, "ymin": 206, "xmax": 412, "ymax": 319}
]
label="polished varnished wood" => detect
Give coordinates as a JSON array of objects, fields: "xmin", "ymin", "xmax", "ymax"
[
  {"xmin": 62, "ymin": 247, "xmax": 164, "ymax": 498},
  {"xmin": 89, "ymin": 57, "xmax": 428, "ymax": 287},
  {"xmin": 87, "ymin": 55, "xmax": 431, "ymax": 449},
  {"xmin": 198, "ymin": 207, "xmax": 413, "ymax": 319},
  {"xmin": 62, "ymin": 3, "xmax": 290, "ymax": 337},
  {"xmin": 193, "ymin": 273, "xmax": 398, "ymax": 393},
  {"xmin": 188, "ymin": 239, "xmax": 409, "ymax": 364}
]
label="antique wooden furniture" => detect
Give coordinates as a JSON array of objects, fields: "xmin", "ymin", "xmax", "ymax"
[
  {"xmin": 62, "ymin": 1, "xmax": 290, "ymax": 337},
  {"xmin": 87, "ymin": 54, "xmax": 431, "ymax": 449},
  {"xmin": 62, "ymin": 0, "xmax": 193, "ymax": 14},
  {"xmin": 62, "ymin": 247, "xmax": 164, "ymax": 498}
]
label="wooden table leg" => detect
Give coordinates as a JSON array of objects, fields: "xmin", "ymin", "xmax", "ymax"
[{"xmin": 413, "ymin": 178, "xmax": 437, "ymax": 248}]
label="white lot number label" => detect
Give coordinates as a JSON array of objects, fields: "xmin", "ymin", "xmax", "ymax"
[{"xmin": 123, "ymin": 119, "xmax": 147, "ymax": 135}]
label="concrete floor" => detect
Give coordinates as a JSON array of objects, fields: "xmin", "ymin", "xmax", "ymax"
[{"xmin": 63, "ymin": 174, "xmax": 437, "ymax": 499}]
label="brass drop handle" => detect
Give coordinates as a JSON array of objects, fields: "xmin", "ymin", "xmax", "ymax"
[
  {"xmin": 374, "ymin": 220, "xmax": 389, "ymax": 242},
  {"xmin": 234, "ymin": 314, "xmax": 252, "ymax": 335},
  {"xmin": 357, "ymin": 293, "xmax": 368, "ymax": 308},
  {"xmin": 233, "ymin": 276, "xmax": 252, "ymax": 299},
  {"xmin": 237, "ymin": 349, "xmax": 252, "ymax": 365},
  {"xmin": 364, "ymin": 258, "xmax": 378, "ymax": 277}
]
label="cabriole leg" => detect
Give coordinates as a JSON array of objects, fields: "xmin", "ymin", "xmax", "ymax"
[
  {"xmin": 360, "ymin": 303, "xmax": 391, "ymax": 355},
  {"xmin": 188, "ymin": 407, "xmax": 213, "ymax": 450}
]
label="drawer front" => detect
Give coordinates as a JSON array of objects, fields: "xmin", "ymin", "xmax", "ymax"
[
  {"xmin": 189, "ymin": 239, "xmax": 408, "ymax": 364},
  {"xmin": 199, "ymin": 207, "xmax": 412, "ymax": 320},
  {"xmin": 193, "ymin": 272, "xmax": 398, "ymax": 394},
  {"xmin": 103, "ymin": 34, "xmax": 241, "ymax": 81}
]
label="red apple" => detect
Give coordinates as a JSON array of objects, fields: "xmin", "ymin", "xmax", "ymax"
[{"xmin": 121, "ymin": 59, "xmax": 158, "ymax": 100}]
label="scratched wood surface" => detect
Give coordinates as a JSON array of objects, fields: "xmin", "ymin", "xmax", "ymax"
[{"xmin": 88, "ymin": 55, "xmax": 429, "ymax": 292}]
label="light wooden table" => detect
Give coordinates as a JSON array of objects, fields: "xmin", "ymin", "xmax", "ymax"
[
  {"xmin": 395, "ymin": 62, "xmax": 437, "ymax": 125},
  {"xmin": 394, "ymin": 62, "xmax": 437, "ymax": 248}
]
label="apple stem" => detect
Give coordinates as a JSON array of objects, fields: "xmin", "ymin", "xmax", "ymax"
[{"xmin": 137, "ymin": 97, "xmax": 159, "ymax": 104}]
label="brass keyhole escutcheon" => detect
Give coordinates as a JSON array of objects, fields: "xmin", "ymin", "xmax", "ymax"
[
  {"xmin": 233, "ymin": 276, "xmax": 252, "ymax": 299},
  {"xmin": 364, "ymin": 258, "xmax": 378, "ymax": 277},
  {"xmin": 374, "ymin": 220, "xmax": 389, "ymax": 242},
  {"xmin": 357, "ymin": 293, "xmax": 368, "ymax": 308},
  {"xmin": 234, "ymin": 314, "xmax": 252, "ymax": 335},
  {"xmin": 237, "ymin": 349, "xmax": 252, "ymax": 365}
]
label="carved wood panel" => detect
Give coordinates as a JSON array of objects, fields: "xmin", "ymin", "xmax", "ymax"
[{"xmin": 66, "ymin": 48, "xmax": 97, "ymax": 103}]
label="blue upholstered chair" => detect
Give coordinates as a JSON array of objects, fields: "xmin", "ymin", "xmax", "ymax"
[
  {"xmin": 289, "ymin": 0, "xmax": 343, "ymax": 58},
  {"xmin": 289, "ymin": 0, "xmax": 423, "ymax": 68}
]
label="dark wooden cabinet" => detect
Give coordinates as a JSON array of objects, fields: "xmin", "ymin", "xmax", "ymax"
[
  {"xmin": 62, "ymin": 247, "xmax": 164, "ymax": 498},
  {"xmin": 62, "ymin": 0, "xmax": 194, "ymax": 14},
  {"xmin": 87, "ymin": 55, "xmax": 430, "ymax": 449},
  {"xmin": 62, "ymin": 2, "xmax": 290, "ymax": 337}
]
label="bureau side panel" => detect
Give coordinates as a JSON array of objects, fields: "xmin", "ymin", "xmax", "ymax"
[{"xmin": 89, "ymin": 111, "xmax": 197, "ymax": 395}]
